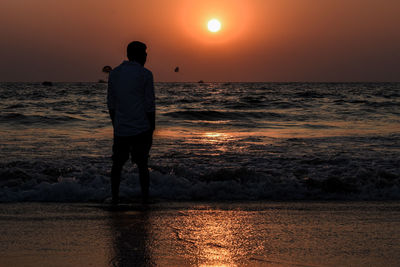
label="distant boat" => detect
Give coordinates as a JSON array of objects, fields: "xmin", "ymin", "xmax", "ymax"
[
  {"xmin": 42, "ymin": 81, "xmax": 53, "ymax": 86},
  {"xmin": 174, "ymin": 66, "xmax": 179, "ymax": 73},
  {"xmin": 198, "ymin": 80, "xmax": 204, "ymax": 83},
  {"xmin": 98, "ymin": 79, "xmax": 107, "ymax": 83}
]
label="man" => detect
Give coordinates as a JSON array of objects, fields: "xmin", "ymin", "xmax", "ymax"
[{"xmin": 107, "ymin": 41, "xmax": 155, "ymax": 204}]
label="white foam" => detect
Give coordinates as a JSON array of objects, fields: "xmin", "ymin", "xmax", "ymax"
[{"xmin": 0, "ymin": 157, "xmax": 399, "ymax": 202}]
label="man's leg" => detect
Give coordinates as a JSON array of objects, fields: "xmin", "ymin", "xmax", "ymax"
[
  {"xmin": 111, "ymin": 136, "xmax": 129, "ymax": 204},
  {"xmin": 111, "ymin": 162, "xmax": 124, "ymax": 203},
  {"xmin": 132, "ymin": 130, "xmax": 152, "ymax": 202},
  {"xmin": 137, "ymin": 159, "xmax": 150, "ymax": 201}
]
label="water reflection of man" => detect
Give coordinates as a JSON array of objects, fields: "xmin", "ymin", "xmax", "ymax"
[
  {"xmin": 109, "ymin": 210, "xmax": 152, "ymax": 266},
  {"xmin": 107, "ymin": 41, "xmax": 156, "ymax": 204}
]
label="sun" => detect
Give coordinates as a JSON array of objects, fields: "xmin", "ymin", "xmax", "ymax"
[{"xmin": 207, "ymin": 19, "xmax": 221, "ymax": 33}]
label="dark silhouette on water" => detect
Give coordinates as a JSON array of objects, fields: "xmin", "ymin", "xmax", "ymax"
[
  {"xmin": 42, "ymin": 81, "xmax": 53, "ymax": 86},
  {"xmin": 107, "ymin": 41, "xmax": 156, "ymax": 205},
  {"xmin": 102, "ymin": 65, "xmax": 113, "ymax": 74},
  {"xmin": 99, "ymin": 65, "xmax": 113, "ymax": 83},
  {"xmin": 109, "ymin": 209, "xmax": 152, "ymax": 266},
  {"xmin": 174, "ymin": 66, "xmax": 179, "ymax": 72}
]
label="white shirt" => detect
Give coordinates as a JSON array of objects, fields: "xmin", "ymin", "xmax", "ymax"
[{"xmin": 107, "ymin": 61, "xmax": 155, "ymax": 136}]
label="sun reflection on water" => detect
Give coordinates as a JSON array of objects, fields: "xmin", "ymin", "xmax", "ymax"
[
  {"xmin": 203, "ymin": 132, "xmax": 231, "ymax": 142},
  {"xmin": 167, "ymin": 209, "xmax": 250, "ymax": 266}
]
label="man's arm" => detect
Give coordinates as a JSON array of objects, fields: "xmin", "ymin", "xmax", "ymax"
[
  {"xmin": 146, "ymin": 111, "xmax": 155, "ymax": 132},
  {"xmin": 109, "ymin": 109, "xmax": 115, "ymax": 127},
  {"xmin": 144, "ymin": 71, "xmax": 156, "ymax": 131},
  {"xmin": 107, "ymin": 71, "xmax": 116, "ymax": 127}
]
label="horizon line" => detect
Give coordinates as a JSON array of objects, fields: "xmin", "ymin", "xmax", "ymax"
[{"xmin": 1, "ymin": 80, "xmax": 399, "ymax": 83}]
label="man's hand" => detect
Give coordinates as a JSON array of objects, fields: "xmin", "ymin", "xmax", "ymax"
[
  {"xmin": 109, "ymin": 109, "xmax": 115, "ymax": 127},
  {"xmin": 146, "ymin": 111, "xmax": 155, "ymax": 132}
]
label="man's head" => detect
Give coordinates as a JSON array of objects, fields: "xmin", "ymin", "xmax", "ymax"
[{"xmin": 127, "ymin": 41, "xmax": 147, "ymax": 66}]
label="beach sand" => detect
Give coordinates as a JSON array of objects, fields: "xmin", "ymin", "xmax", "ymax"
[{"xmin": 1, "ymin": 201, "xmax": 399, "ymax": 266}]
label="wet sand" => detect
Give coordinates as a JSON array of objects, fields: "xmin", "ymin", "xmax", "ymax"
[{"xmin": 0, "ymin": 202, "xmax": 399, "ymax": 266}]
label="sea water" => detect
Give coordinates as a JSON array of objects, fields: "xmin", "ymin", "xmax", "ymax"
[{"xmin": 0, "ymin": 82, "xmax": 399, "ymax": 201}]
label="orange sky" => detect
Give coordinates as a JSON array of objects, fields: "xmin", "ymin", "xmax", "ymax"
[{"xmin": 0, "ymin": 0, "xmax": 399, "ymax": 82}]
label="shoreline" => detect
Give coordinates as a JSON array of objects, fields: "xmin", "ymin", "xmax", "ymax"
[{"xmin": 1, "ymin": 201, "xmax": 399, "ymax": 266}]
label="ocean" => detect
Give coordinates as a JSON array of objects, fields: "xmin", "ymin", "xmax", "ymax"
[{"xmin": 0, "ymin": 82, "xmax": 399, "ymax": 202}]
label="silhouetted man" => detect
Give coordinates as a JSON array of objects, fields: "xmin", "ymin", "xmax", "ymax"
[{"xmin": 107, "ymin": 41, "xmax": 155, "ymax": 204}]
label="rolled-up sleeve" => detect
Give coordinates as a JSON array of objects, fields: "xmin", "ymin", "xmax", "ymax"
[
  {"xmin": 144, "ymin": 70, "xmax": 155, "ymax": 112},
  {"xmin": 107, "ymin": 71, "xmax": 116, "ymax": 110}
]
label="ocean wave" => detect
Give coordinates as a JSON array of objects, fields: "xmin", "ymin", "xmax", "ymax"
[
  {"xmin": 363, "ymin": 101, "xmax": 400, "ymax": 108},
  {"xmin": 295, "ymin": 91, "xmax": 326, "ymax": 98},
  {"xmin": 163, "ymin": 110, "xmax": 287, "ymax": 121},
  {"xmin": 5, "ymin": 104, "xmax": 25, "ymax": 109},
  {"xmin": 0, "ymin": 160, "xmax": 399, "ymax": 202},
  {"xmin": 0, "ymin": 113, "xmax": 83, "ymax": 125},
  {"xmin": 240, "ymin": 96, "xmax": 266, "ymax": 104},
  {"xmin": 225, "ymin": 100, "xmax": 305, "ymax": 110}
]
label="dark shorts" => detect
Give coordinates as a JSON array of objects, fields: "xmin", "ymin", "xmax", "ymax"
[{"xmin": 112, "ymin": 130, "xmax": 153, "ymax": 165}]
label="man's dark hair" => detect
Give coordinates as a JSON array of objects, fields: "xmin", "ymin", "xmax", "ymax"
[{"xmin": 127, "ymin": 41, "xmax": 147, "ymax": 64}]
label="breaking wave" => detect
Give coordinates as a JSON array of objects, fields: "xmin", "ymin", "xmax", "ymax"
[{"xmin": 0, "ymin": 159, "xmax": 399, "ymax": 202}]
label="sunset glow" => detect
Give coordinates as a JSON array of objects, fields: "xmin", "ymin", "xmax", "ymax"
[{"xmin": 0, "ymin": 0, "xmax": 399, "ymax": 82}]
